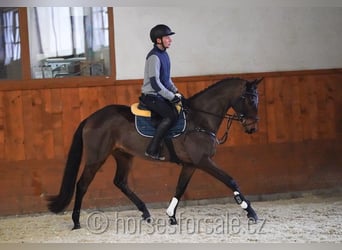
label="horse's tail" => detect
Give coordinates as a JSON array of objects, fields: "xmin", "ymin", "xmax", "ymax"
[{"xmin": 47, "ymin": 119, "xmax": 87, "ymax": 214}]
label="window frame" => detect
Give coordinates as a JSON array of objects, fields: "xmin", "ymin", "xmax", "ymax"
[{"xmin": 0, "ymin": 7, "xmax": 116, "ymax": 91}]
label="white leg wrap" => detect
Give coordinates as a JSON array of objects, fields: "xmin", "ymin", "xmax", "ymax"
[
  {"xmin": 166, "ymin": 197, "xmax": 179, "ymax": 217},
  {"xmin": 240, "ymin": 201, "xmax": 248, "ymax": 209},
  {"xmin": 234, "ymin": 191, "xmax": 248, "ymax": 209}
]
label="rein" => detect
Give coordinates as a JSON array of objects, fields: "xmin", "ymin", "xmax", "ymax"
[
  {"xmin": 185, "ymin": 109, "xmax": 247, "ymax": 145},
  {"xmin": 184, "ymin": 103, "xmax": 258, "ymax": 145},
  {"xmin": 218, "ymin": 113, "xmax": 241, "ymax": 144}
]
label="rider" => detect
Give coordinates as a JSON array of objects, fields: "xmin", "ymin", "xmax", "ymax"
[{"xmin": 140, "ymin": 24, "xmax": 182, "ymax": 161}]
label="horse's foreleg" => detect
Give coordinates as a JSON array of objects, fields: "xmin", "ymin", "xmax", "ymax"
[
  {"xmin": 167, "ymin": 164, "xmax": 196, "ymax": 225},
  {"xmin": 113, "ymin": 150, "xmax": 151, "ymax": 221},
  {"xmin": 198, "ymin": 157, "xmax": 258, "ymax": 222}
]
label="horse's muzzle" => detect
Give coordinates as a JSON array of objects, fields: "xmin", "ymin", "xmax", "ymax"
[
  {"xmin": 245, "ymin": 127, "xmax": 257, "ymax": 134},
  {"xmin": 243, "ymin": 119, "xmax": 258, "ymax": 134}
]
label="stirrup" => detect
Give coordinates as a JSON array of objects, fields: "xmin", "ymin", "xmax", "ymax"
[{"xmin": 145, "ymin": 151, "xmax": 165, "ymax": 161}]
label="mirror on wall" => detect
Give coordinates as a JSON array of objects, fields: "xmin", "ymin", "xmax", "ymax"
[
  {"xmin": 0, "ymin": 7, "xmax": 22, "ymax": 80},
  {"xmin": 28, "ymin": 7, "xmax": 110, "ymax": 79}
]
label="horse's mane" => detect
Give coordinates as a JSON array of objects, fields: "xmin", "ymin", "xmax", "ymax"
[{"xmin": 188, "ymin": 77, "xmax": 243, "ymax": 100}]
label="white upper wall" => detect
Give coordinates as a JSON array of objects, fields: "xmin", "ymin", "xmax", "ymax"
[{"xmin": 114, "ymin": 7, "xmax": 342, "ymax": 79}]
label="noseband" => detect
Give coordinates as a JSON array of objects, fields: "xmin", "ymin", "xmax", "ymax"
[{"xmin": 219, "ymin": 112, "xmax": 258, "ymax": 144}]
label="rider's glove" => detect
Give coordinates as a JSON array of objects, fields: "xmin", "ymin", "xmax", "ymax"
[
  {"xmin": 175, "ymin": 93, "xmax": 182, "ymax": 99},
  {"xmin": 170, "ymin": 95, "xmax": 181, "ymax": 104}
]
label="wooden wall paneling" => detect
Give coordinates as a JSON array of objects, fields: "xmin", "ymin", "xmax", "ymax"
[
  {"xmin": 39, "ymin": 90, "xmax": 55, "ymax": 159},
  {"xmin": 277, "ymin": 77, "xmax": 292, "ymax": 143},
  {"xmin": 97, "ymin": 85, "xmax": 117, "ymax": 108},
  {"xmin": 113, "ymin": 85, "xmax": 128, "ymax": 105},
  {"xmin": 290, "ymin": 76, "xmax": 304, "ymax": 142},
  {"xmin": 79, "ymin": 87, "xmax": 100, "ymax": 120},
  {"xmin": 0, "ymin": 162, "xmax": 18, "ymax": 214},
  {"xmin": 300, "ymin": 140, "xmax": 339, "ymax": 188},
  {"xmin": 127, "ymin": 83, "xmax": 141, "ymax": 105},
  {"xmin": 183, "ymin": 80, "xmax": 209, "ymax": 98},
  {"xmin": 40, "ymin": 89, "xmax": 57, "ymax": 159},
  {"xmin": 226, "ymin": 117, "xmax": 246, "ymax": 146},
  {"xmin": 315, "ymin": 75, "xmax": 336, "ymax": 139},
  {"xmin": 284, "ymin": 77, "xmax": 296, "ymax": 142},
  {"xmin": 4, "ymin": 91, "xmax": 25, "ymax": 161},
  {"xmin": 41, "ymin": 89, "xmax": 53, "ymax": 158},
  {"xmin": 22, "ymin": 89, "xmax": 54, "ymax": 160},
  {"xmin": 306, "ymin": 76, "xmax": 319, "ymax": 140},
  {"xmin": 334, "ymin": 74, "xmax": 342, "ymax": 139},
  {"xmin": 125, "ymin": 84, "xmax": 141, "ymax": 105},
  {"xmin": 313, "ymin": 76, "xmax": 325, "ymax": 139},
  {"xmin": 175, "ymin": 80, "xmax": 188, "ymax": 97},
  {"xmin": 49, "ymin": 88, "xmax": 64, "ymax": 159},
  {"xmin": 264, "ymin": 78, "xmax": 277, "ymax": 143},
  {"xmin": 266, "ymin": 77, "xmax": 293, "ymax": 143},
  {"xmin": 114, "ymin": 84, "xmax": 141, "ymax": 106},
  {"xmin": 175, "ymin": 80, "xmax": 191, "ymax": 98},
  {"xmin": 0, "ymin": 92, "xmax": 4, "ymax": 159},
  {"xmin": 61, "ymin": 88, "xmax": 81, "ymax": 155},
  {"xmin": 299, "ymin": 77, "xmax": 313, "ymax": 142},
  {"xmin": 331, "ymin": 74, "xmax": 341, "ymax": 138},
  {"xmin": 22, "ymin": 90, "xmax": 37, "ymax": 160}
]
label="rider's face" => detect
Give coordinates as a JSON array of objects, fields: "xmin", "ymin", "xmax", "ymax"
[{"xmin": 157, "ymin": 36, "xmax": 172, "ymax": 49}]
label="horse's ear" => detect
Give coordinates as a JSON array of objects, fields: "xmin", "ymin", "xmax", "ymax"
[
  {"xmin": 247, "ymin": 77, "xmax": 264, "ymax": 87},
  {"xmin": 255, "ymin": 77, "xmax": 264, "ymax": 85}
]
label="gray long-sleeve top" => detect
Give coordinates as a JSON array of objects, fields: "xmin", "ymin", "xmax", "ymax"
[{"xmin": 141, "ymin": 45, "xmax": 178, "ymax": 101}]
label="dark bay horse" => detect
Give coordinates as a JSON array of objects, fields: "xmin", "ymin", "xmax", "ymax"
[{"xmin": 47, "ymin": 77, "xmax": 263, "ymax": 229}]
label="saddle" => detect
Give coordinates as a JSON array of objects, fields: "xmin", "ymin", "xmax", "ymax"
[{"xmin": 130, "ymin": 102, "xmax": 186, "ymax": 138}]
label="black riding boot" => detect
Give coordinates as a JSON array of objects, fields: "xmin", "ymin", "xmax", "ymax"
[{"xmin": 145, "ymin": 118, "xmax": 173, "ymax": 160}]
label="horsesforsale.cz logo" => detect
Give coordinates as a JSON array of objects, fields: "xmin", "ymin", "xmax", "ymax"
[
  {"xmin": 86, "ymin": 211, "xmax": 110, "ymax": 234},
  {"xmin": 86, "ymin": 211, "xmax": 266, "ymax": 235}
]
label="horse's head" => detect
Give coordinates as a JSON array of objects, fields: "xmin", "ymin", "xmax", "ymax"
[{"xmin": 232, "ymin": 78, "xmax": 263, "ymax": 134}]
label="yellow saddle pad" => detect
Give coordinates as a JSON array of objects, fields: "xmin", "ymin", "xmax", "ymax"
[
  {"xmin": 131, "ymin": 103, "xmax": 151, "ymax": 117},
  {"xmin": 130, "ymin": 103, "xmax": 182, "ymax": 117}
]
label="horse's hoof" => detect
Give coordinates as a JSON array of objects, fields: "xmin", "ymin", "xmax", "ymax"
[
  {"xmin": 247, "ymin": 212, "xmax": 258, "ymax": 223},
  {"xmin": 72, "ymin": 224, "xmax": 81, "ymax": 230},
  {"xmin": 142, "ymin": 212, "xmax": 152, "ymax": 223},
  {"xmin": 245, "ymin": 203, "xmax": 258, "ymax": 223},
  {"xmin": 144, "ymin": 217, "xmax": 152, "ymax": 223},
  {"xmin": 169, "ymin": 216, "xmax": 178, "ymax": 225}
]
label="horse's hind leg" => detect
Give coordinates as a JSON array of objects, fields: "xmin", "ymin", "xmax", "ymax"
[
  {"xmin": 113, "ymin": 150, "xmax": 151, "ymax": 221},
  {"xmin": 72, "ymin": 161, "xmax": 105, "ymax": 229},
  {"xmin": 198, "ymin": 157, "xmax": 258, "ymax": 222},
  {"xmin": 166, "ymin": 164, "xmax": 196, "ymax": 225}
]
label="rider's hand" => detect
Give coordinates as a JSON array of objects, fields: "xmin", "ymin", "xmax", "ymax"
[
  {"xmin": 170, "ymin": 95, "xmax": 181, "ymax": 104},
  {"xmin": 175, "ymin": 93, "xmax": 182, "ymax": 99}
]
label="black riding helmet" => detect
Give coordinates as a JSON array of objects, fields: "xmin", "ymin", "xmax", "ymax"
[{"xmin": 150, "ymin": 24, "xmax": 175, "ymax": 44}]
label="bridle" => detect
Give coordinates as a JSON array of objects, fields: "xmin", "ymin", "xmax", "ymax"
[
  {"xmin": 233, "ymin": 90, "xmax": 259, "ymax": 126},
  {"xmin": 218, "ymin": 111, "xmax": 258, "ymax": 144},
  {"xmin": 184, "ymin": 89, "xmax": 259, "ymax": 145}
]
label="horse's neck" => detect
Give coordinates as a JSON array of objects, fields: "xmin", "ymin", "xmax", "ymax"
[{"xmin": 188, "ymin": 80, "xmax": 244, "ymax": 132}]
